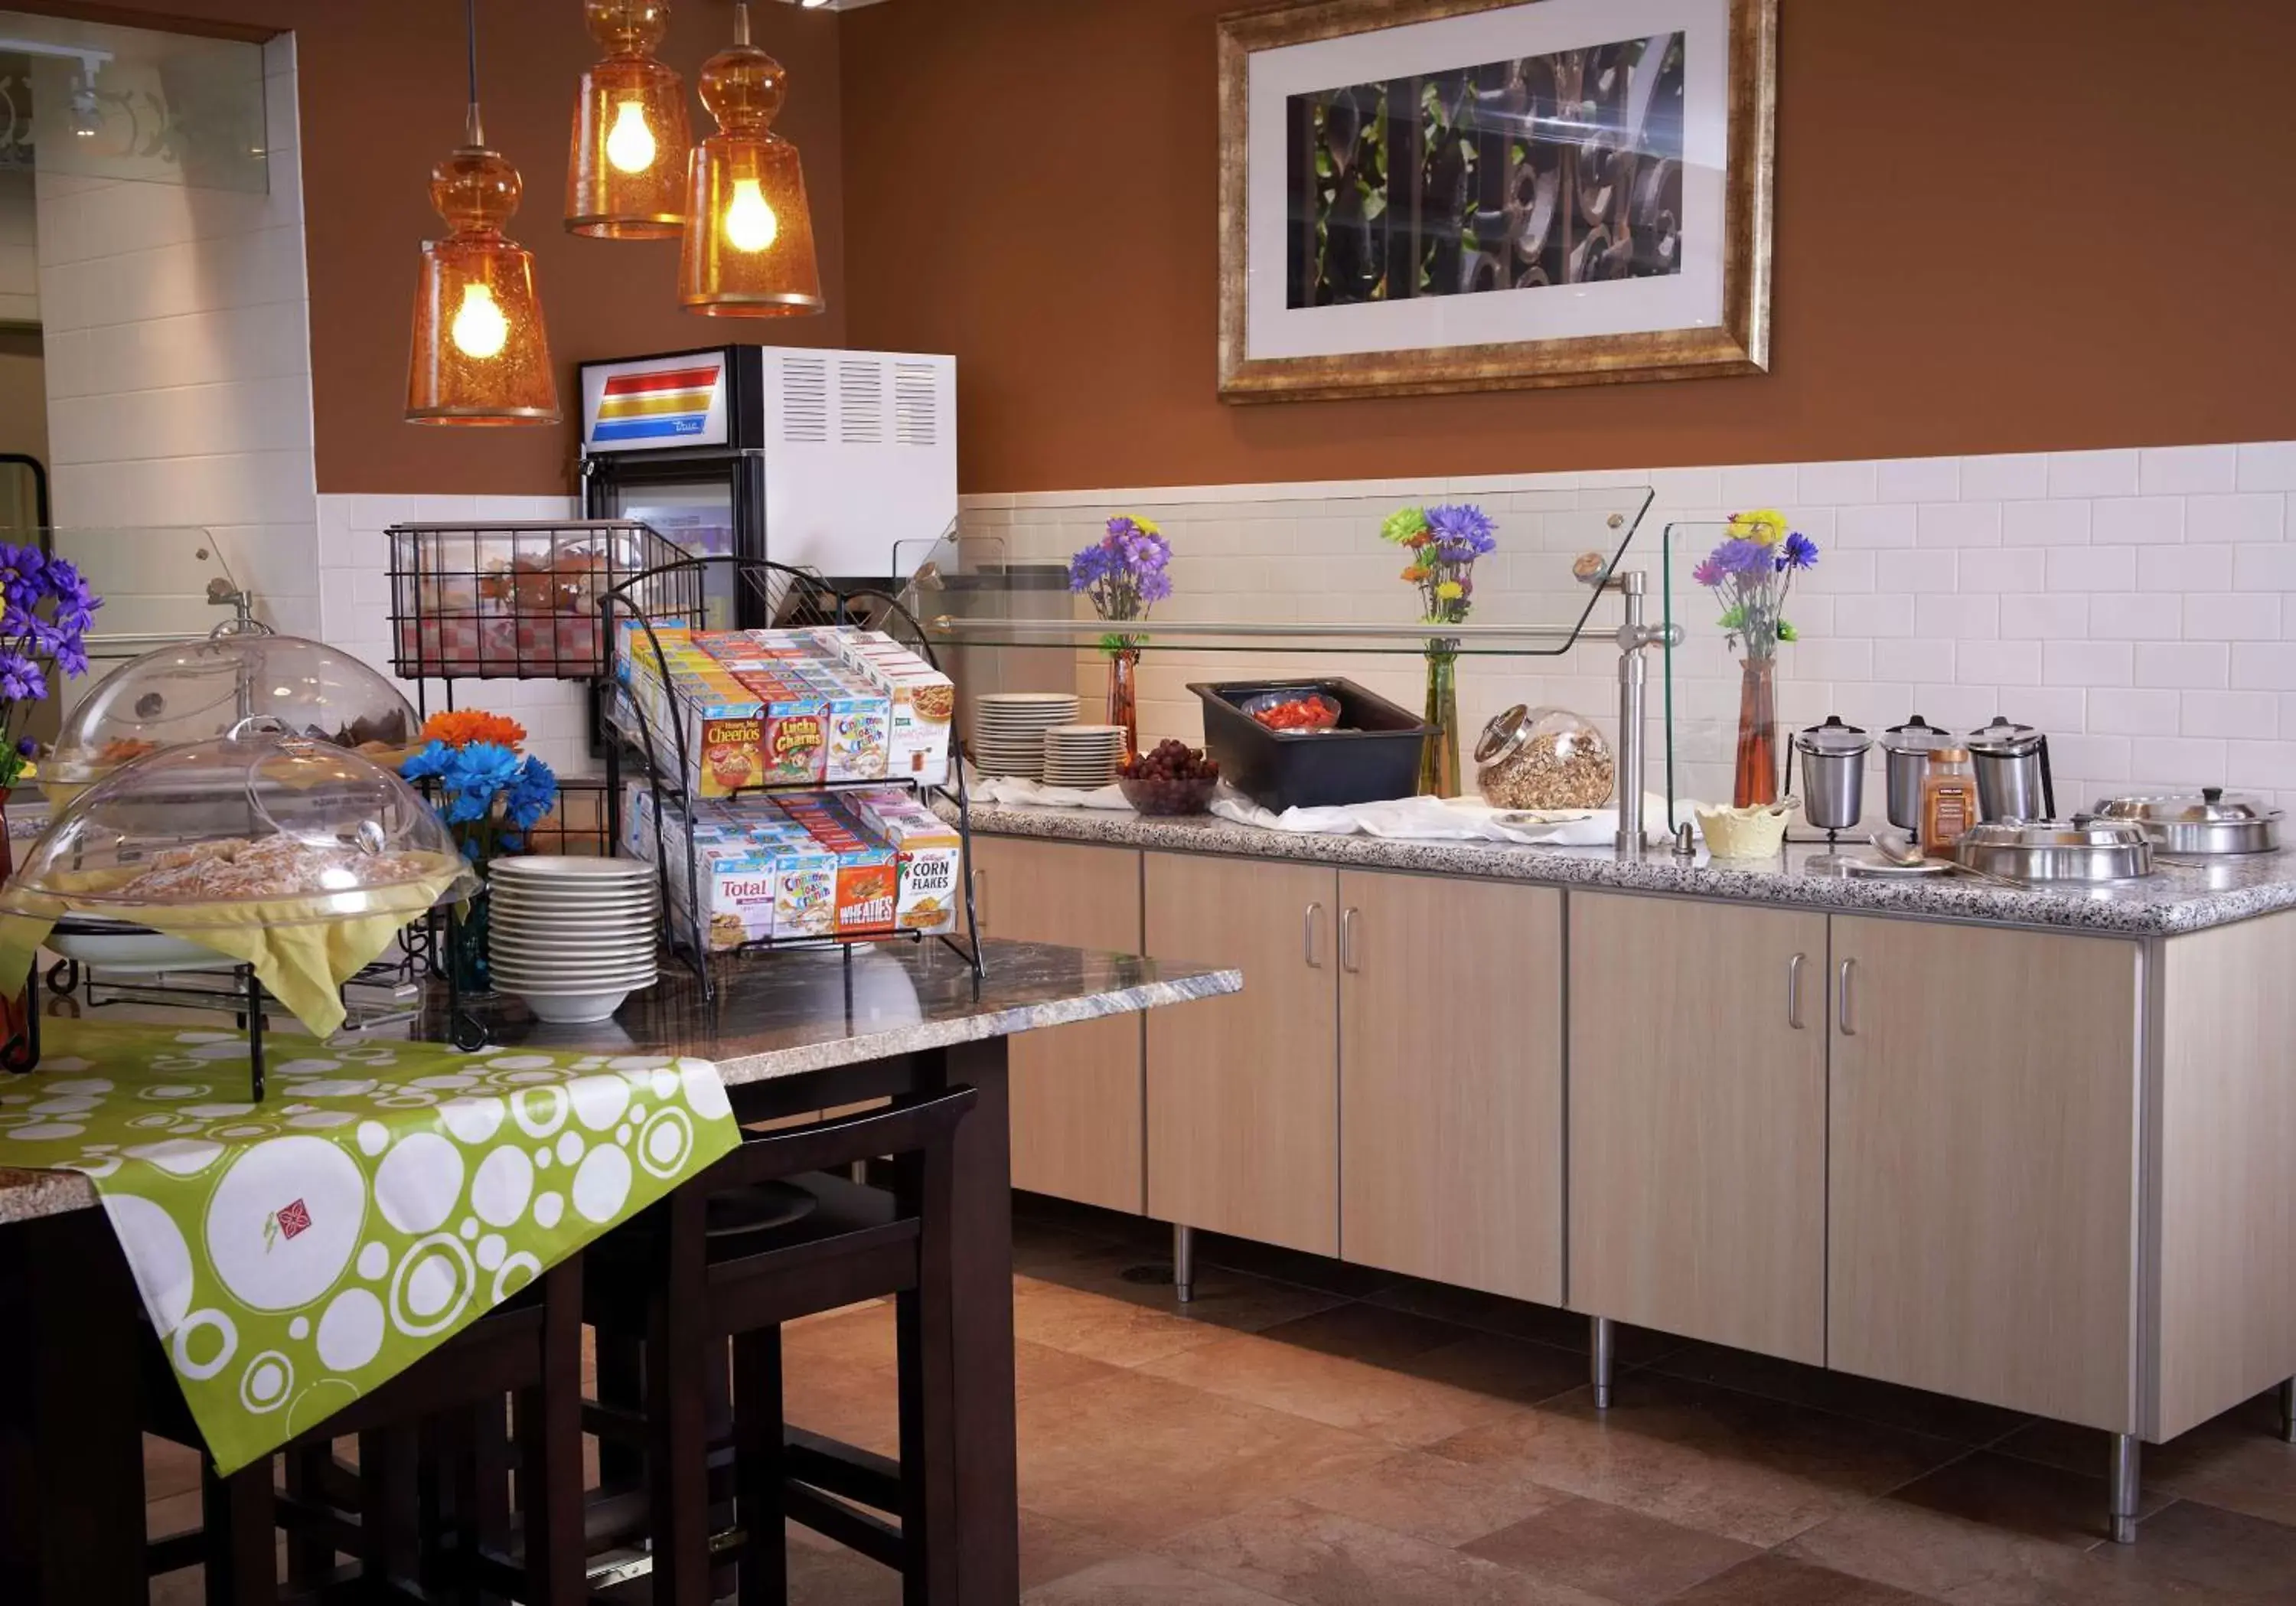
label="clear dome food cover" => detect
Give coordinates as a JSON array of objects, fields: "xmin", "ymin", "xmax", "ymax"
[
  {"xmin": 3, "ymin": 723, "xmax": 475, "ymax": 928},
  {"xmin": 44, "ymin": 629, "xmax": 419, "ymax": 795}
]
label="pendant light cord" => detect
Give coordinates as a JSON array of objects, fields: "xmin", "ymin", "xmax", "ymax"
[
  {"xmin": 463, "ymin": 0, "xmax": 484, "ymax": 149},
  {"xmin": 734, "ymin": 0, "xmax": 751, "ymax": 48}
]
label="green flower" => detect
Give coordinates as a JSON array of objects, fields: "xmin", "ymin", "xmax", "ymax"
[
  {"xmin": 1379, "ymin": 506, "xmax": 1430, "ymax": 544},
  {"xmin": 1776, "ymin": 619, "xmax": 1799, "ymax": 642}
]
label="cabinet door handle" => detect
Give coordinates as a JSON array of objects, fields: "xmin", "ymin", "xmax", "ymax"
[
  {"xmin": 1837, "ymin": 958, "xmax": 1857, "ymax": 1037},
  {"xmin": 1787, "ymin": 952, "xmax": 1805, "ymax": 1030},
  {"xmin": 1339, "ymin": 907, "xmax": 1361, "ymax": 973},
  {"xmin": 1304, "ymin": 902, "xmax": 1325, "ymax": 968}
]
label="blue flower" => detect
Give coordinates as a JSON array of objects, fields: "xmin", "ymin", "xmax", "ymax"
[
  {"xmin": 400, "ymin": 740, "xmax": 454, "ymax": 782},
  {"xmin": 502, "ymin": 756, "xmax": 558, "ymax": 832},
  {"xmin": 1779, "ymin": 531, "xmax": 1818, "ymax": 571}
]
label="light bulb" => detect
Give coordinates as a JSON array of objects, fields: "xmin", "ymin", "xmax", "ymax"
[
  {"xmin": 723, "ymin": 178, "xmax": 778, "ymax": 253},
  {"xmin": 605, "ymin": 98, "xmax": 657, "ymax": 175},
  {"xmin": 450, "ymin": 282, "xmax": 510, "ymax": 360}
]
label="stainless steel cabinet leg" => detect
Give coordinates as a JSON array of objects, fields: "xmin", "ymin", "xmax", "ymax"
[
  {"xmin": 2278, "ymin": 1378, "xmax": 2296, "ymax": 1444},
  {"xmin": 2108, "ymin": 1433, "xmax": 2141, "ymax": 1544},
  {"xmin": 1590, "ymin": 1316, "xmax": 1616, "ymax": 1410},
  {"xmin": 1173, "ymin": 1223, "xmax": 1195, "ymax": 1305}
]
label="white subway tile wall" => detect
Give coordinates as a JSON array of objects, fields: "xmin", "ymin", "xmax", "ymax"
[
  {"xmin": 964, "ymin": 440, "xmax": 2296, "ymax": 815},
  {"xmin": 315, "ymin": 492, "xmax": 597, "ymax": 779},
  {"xmin": 37, "ymin": 35, "xmax": 320, "ymax": 641}
]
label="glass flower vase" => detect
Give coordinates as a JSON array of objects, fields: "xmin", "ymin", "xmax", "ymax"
[
  {"xmin": 1732, "ymin": 654, "xmax": 1781, "ymax": 808},
  {"xmin": 0, "ymin": 788, "xmax": 26, "ymax": 1067},
  {"xmin": 1105, "ymin": 645, "xmax": 1140, "ymax": 761},
  {"xmin": 450, "ymin": 882, "xmax": 491, "ymax": 994},
  {"xmin": 1419, "ymin": 641, "xmax": 1461, "ymax": 798}
]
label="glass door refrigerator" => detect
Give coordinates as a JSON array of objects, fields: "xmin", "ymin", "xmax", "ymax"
[{"xmin": 578, "ymin": 344, "xmax": 957, "ymax": 629}]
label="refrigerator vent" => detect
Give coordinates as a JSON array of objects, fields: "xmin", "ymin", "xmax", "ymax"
[
  {"xmin": 894, "ymin": 362, "xmax": 938, "ymax": 447},
  {"xmin": 780, "ymin": 357, "xmax": 829, "ymax": 443},
  {"xmin": 838, "ymin": 358, "xmax": 885, "ymax": 445}
]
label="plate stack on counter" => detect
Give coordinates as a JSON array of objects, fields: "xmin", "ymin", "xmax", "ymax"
[
  {"xmin": 969, "ymin": 692, "xmax": 1080, "ymax": 780},
  {"xmin": 487, "ymin": 855, "xmax": 660, "ymax": 1023},
  {"xmin": 1042, "ymin": 724, "xmax": 1128, "ymax": 788}
]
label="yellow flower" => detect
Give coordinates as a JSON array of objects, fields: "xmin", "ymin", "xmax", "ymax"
[
  {"xmin": 1434, "ymin": 579, "xmax": 1464, "ymax": 600},
  {"xmin": 1133, "ymin": 517, "xmax": 1163, "ymax": 538},
  {"xmin": 1730, "ymin": 508, "xmax": 1788, "ymax": 548}
]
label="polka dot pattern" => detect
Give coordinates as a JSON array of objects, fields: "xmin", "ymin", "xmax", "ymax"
[{"xmin": 2, "ymin": 1020, "xmax": 738, "ymax": 1480}]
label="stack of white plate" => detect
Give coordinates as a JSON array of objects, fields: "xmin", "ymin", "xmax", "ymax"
[
  {"xmin": 970, "ymin": 692, "xmax": 1081, "ymax": 779},
  {"xmin": 487, "ymin": 856, "xmax": 660, "ymax": 1024},
  {"xmin": 1042, "ymin": 724, "xmax": 1128, "ymax": 788}
]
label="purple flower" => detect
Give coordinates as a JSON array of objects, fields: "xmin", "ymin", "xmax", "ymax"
[
  {"xmin": 0, "ymin": 651, "xmax": 44, "ymax": 703},
  {"xmin": 46, "ymin": 557, "xmax": 97, "ymax": 631},
  {"xmin": 1779, "ymin": 531, "xmax": 1818, "ymax": 571},
  {"xmin": 0, "ymin": 545, "xmax": 41, "ymax": 610},
  {"xmin": 1714, "ymin": 537, "xmax": 1772, "ymax": 577},
  {"xmin": 1424, "ymin": 504, "xmax": 1498, "ymax": 558},
  {"xmin": 1691, "ymin": 557, "xmax": 1723, "ymax": 588}
]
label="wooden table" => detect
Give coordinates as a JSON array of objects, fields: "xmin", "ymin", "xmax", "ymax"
[{"xmin": 0, "ymin": 938, "xmax": 1240, "ymax": 1604}]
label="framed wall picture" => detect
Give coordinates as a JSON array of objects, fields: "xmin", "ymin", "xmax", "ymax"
[{"xmin": 1217, "ymin": 0, "xmax": 1776, "ymax": 401}]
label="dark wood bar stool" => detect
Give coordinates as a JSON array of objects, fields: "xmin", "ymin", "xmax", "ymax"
[
  {"xmin": 585, "ymin": 1085, "xmax": 977, "ymax": 1606},
  {"xmin": 138, "ymin": 1258, "xmax": 588, "ymax": 1604}
]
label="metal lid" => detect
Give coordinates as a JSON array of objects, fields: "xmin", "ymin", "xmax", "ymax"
[
  {"xmin": 1880, "ymin": 714, "xmax": 1952, "ymax": 754},
  {"xmin": 2091, "ymin": 788, "xmax": 2283, "ymax": 826},
  {"xmin": 1967, "ymin": 714, "xmax": 2047, "ymax": 757},
  {"xmin": 1958, "ymin": 818, "xmax": 2150, "ymax": 850},
  {"xmin": 1792, "ymin": 714, "xmax": 1870, "ymax": 756}
]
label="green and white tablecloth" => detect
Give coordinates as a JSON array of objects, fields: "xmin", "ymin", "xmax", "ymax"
[{"xmin": 0, "ymin": 1019, "xmax": 741, "ymax": 1474}]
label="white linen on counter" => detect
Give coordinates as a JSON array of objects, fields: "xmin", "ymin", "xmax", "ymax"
[{"xmin": 1208, "ymin": 791, "xmax": 1687, "ymax": 845}]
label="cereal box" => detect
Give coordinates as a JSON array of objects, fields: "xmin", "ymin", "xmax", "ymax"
[
  {"xmin": 850, "ymin": 792, "xmax": 962, "ymax": 934},
  {"xmin": 772, "ymin": 838, "xmax": 838, "ymax": 937}
]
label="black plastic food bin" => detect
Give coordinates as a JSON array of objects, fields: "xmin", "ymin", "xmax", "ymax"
[{"xmin": 1190, "ymin": 677, "xmax": 1432, "ymax": 811}]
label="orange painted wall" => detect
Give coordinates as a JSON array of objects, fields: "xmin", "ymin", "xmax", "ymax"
[{"xmin": 837, "ymin": 0, "xmax": 2296, "ymax": 494}]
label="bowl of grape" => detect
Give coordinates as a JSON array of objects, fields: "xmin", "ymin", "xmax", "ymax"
[{"xmin": 1117, "ymin": 739, "xmax": 1220, "ymax": 816}]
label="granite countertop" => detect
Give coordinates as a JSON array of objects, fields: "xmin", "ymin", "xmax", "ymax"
[
  {"xmin": 0, "ymin": 938, "xmax": 1241, "ymax": 1223},
  {"xmin": 969, "ymin": 802, "xmax": 2296, "ymax": 937}
]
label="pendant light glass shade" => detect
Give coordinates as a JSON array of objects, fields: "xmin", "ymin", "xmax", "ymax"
[
  {"xmin": 406, "ymin": 145, "xmax": 561, "ymax": 425},
  {"xmin": 679, "ymin": 4, "xmax": 822, "ymax": 316},
  {"xmin": 566, "ymin": 0, "xmax": 691, "ymax": 238}
]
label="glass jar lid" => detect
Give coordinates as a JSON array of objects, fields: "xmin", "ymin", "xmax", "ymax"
[
  {"xmin": 4, "ymin": 723, "xmax": 474, "ymax": 928},
  {"xmin": 1475, "ymin": 704, "xmax": 1609, "ymax": 768},
  {"xmin": 1792, "ymin": 714, "xmax": 1870, "ymax": 756},
  {"xmin": 1880, "ymin": 714, "xmax": 1952, "ymax": 754},
  {"xmin": 1967, "ymin": 714, "xmax": 2047, "ymax": 756},
  {"xmin": 46, "ymin": 631, "xmax": 419, "ymax": 791}
]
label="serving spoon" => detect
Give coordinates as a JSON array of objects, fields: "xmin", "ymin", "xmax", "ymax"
[{"xmin": 1870, "ymin": 828, "xmax": 2028, "ymax": 889}]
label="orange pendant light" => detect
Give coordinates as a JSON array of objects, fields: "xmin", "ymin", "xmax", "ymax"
[
  {"xmin": 407, "ymin": 0, "xmax": 560, "ymax": 426},
  {"xmin": 566, "ymin": 0, "xmax": 691, "ymax": 238},
  {"xmin": 678, "ymin": 1, "xmax": 823, "ymax": 317}
]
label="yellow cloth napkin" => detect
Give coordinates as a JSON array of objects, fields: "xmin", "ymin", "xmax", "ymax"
[{"xmin": 0, "ymin": 852, "xmax": 468, "ymax": 1036}]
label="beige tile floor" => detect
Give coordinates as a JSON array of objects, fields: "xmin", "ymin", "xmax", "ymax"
[{"xmin": 140, "ymin": 1192, "xmax": 2296, "ymax": 1604}]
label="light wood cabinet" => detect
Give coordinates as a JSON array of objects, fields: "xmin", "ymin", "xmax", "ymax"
[
  {"xmin": 1337, "ymin": 871, "xmax": 1563, "ymax": 1302},
  {"xmin": 1567, "ymin": 893, "xmax": 1828, "ymax": 1364},
  {"xmin": 1827, "ymin": 916, "xmax": 2141, "ymax": 1431},
  {"xmin": 1145, "ymin": 853, "xmax": 1339, "ymax": 1255},
  {"xmin": 970, "ymin": 835, "xmax": 1145, "ymax": 1213}
]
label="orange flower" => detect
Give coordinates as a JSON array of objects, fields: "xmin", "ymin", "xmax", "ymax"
[
  {"xmin": 422, "ymin": 709, "xmax": 527, "ymax": 750},
  {"xmin": 1401, "ymin": 565, "xmax": 1430, "ymax": 583}
]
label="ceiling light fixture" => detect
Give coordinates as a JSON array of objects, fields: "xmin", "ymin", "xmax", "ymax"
[
  {"xmin": 406, "ymin": 0, "xmax": 560, "ymax": 426},
  {"xmin": 67, "ymin": 72, "xmax": 99, "ymax": 139},
  {"xmin": 679, "ymin": 1, "xmax": 823, "ymax": 316},
  {"xmin": 566, "ymin": 0, "xmax": 691, "ymax": 239}
]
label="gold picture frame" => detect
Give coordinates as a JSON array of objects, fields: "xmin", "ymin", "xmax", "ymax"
[{"xmin": 1217, "ymin": 0, "xmax": 1776, "ymax": 402}]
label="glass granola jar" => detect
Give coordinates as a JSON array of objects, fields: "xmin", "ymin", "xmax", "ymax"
[{"xmin": 1474, "ymin": 705, "xmax": 1616, "ymax": 811}]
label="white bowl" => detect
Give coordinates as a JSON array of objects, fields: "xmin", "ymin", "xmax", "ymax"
[
  {"xmin": 493, "ymin": 962, "xmax": 658, "ymax": 987},
  {"xmin": 511, "ymin": 987, "xmax": 631, "ymax": 1024},
  {"xmin": 488, "ymin": 944, "xmax": 657, "ymax": 968}
]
